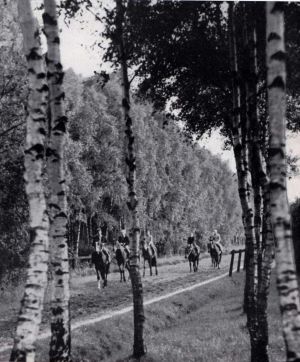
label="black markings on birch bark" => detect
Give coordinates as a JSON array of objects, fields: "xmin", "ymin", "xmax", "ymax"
[
  {"xmin": 10, "ymin": 1, "xmax": 50, "ymax": 361},
  {"xmin": 42, "ymin": 0, "xmax": 71, "ymax": 361},
  {"xmin": 115, "ymin": 0, "xmax": 146, "ymax": 357},
  {"xmin": 267, "ymin": 2, "xmax": 300, "ymax": 361}
]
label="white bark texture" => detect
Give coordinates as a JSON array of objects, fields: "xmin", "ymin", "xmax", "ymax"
[
  {"xmin": 10, "ymin": 1, "xmax": 50, "ymax": 361},
  {"xmin": 267, "ymin": 3, "xmax": 300, "ymax": 361},
  {"xmin": 42, "ymin": 0, "xmax": 71, "ymax": 360},
  {"xmin": 116, "ymin": 0, "xmax": 146, "ymax": 357}
]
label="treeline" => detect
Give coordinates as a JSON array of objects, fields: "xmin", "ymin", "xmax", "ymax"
[
  {"xmin": 0, "ymin": 48, "xmax": 243, "ymax": 276},
  {"xmin": 48, "ymin": 70, "xmax": 243, "ymax": 256}
]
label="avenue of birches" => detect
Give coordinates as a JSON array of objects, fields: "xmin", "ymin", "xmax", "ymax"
[{"xmin": 1, "ymin": 1, "xmax": 300, "ymax": 362}]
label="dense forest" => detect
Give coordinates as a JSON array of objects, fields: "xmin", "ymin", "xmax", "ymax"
[
  {"xmin": 0, "ymin": 4, "xmax": 243, "ymax": 278},
  {"xmin": 1, "ymin": 1, "xmax": 300, "ymax": 362}
]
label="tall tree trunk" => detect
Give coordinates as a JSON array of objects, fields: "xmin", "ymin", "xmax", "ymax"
[
  {"xmin": 238, "ymin": 5, "xmax": 257, "ymax": 323},
  {"xmin": 10, "ymin": 1, "xmax": 50, "ymax": 361},
  {"xmin": 87, "ymin": 216, "xmax": 91, "ymax": 246},
  {"xmin": 42, "ymin": 1, "xmax": 71, "ymax": 360},
  {"xmin": 246, "ymin": 7, "xmax": 272, "ymax": 361},
  {"xmin": 75, "ymin": 220, "xmax": 81, "ymax": 258},
  {"xmin": 256, "ymin": 187, "xmax": 274, "ymax": 362},
  {"xmin": 266, "ymin": 3, "xmax": 300, "ymax": 361},
  {"xmin": 115, "ymin": 0, "xmax": 145, "ymax": 357},
  {"xmin": 228, "ymin": 2, "xmax": 256, "ymax": 319}
]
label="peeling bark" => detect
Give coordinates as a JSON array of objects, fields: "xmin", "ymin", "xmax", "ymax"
[
  {"xmin": 42, "ymin": 0, "xmax": 71, "ymax": 360},
  {"xmin": 10, "ymin": 1, "xmax": 50, "ymax": 361},
  {"xmin": 115, "ymin": 0, "xmax": 145, "ymax": 357},
  {"xmin": 266, "ymin": 3, "xmax": 300, "ymax": 361}
]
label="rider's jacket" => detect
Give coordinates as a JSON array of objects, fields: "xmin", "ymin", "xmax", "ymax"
[{"xmin": 118, "ymin": 235, "xmax": 130, "ymax": 246}]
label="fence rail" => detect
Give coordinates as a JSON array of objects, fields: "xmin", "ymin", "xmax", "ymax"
[
  {"xmin": 69, "ymin": 255, "xmax": 91, "ymax": 269},
  {"xmin": 228, "ymin": 249, "xmax": 245, "ymax": 276}
]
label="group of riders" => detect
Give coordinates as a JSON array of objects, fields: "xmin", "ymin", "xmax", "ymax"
[
  {"xmin": 91, "ymin": 227, "xmax": 223, "ymax": 289},
  {"xmin": 186, "ymin": 229, "xmax": 223, "ymax": 257},
  {"xmin": 185, "ymin": 229, "xmax": 223, "ymax": 271},
  {"xmin": 91, "ymin": 228, "xmax": 158, "ymax": 289}
]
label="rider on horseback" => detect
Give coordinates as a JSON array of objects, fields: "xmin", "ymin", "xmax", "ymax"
[
  {"xmin": 145, "ymin": 230, "xmax": 157, "ymax": 256},
  {"xmin": 118, "ymin": 228, "xmax": 130, "ymax": 258},
  {"xmin": 91, "ymin": 239, "xmax": 111, "ymax": 289},
  {"xmin": 187, "ymin": 232, "xmax": 200, "ymax": 256},
  {"xmin": 210, "ymin": 229, "xmax": 223, "ymax": 253}
]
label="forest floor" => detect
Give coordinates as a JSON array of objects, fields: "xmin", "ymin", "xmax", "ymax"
[{"xmin": 0, "ymin": 252, "xmax": 285, "ymax": 362}]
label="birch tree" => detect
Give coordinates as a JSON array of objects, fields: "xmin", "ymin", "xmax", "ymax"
[
  {"xmin": 10, "ymin": 0, "xmax": 50, "ymax": 360},
  {"xmin": 42, "ymin": 0, "xmax": 71, "ymax": 360},
  {"xmin": 228, "ymin": 4, "xmax": 259, "ymax": 360},
  {"xmin": 267, "ymin": 2, "xmax": 300, "ymax": 360},
  {"xmin": 115, "ymin": 0, "xmax": 145, "ymax": 357},
  {"xmin": 246, "ymin": 6, "xmax": 275, "ymax": 361}
]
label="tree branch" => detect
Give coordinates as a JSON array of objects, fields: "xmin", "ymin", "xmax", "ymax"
[{"xmin": 0, "ymin": 120, "xmax": 25, "ymax": 138}]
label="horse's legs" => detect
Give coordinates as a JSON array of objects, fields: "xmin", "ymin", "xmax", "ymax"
[
  {"xmin": 125, "ymin": 261, "xmax": 130, "ymax": 280},
  {"xmin": 100, "ymin": 269, "xmax": 107, "ymax": 287},
  {"xmin": 155, "ymin": 259, "xmax": 158, "ymax": 275},
  {"xmin": 119, "ymin": 265, "xmax": 122, "ymax": 282},
  {"xmin": 149, "ymin": 259, "xmax": 152, "ymax": 276},
  {"xmin": 189, "ymin": 261, "xmax": 192, "ymax": 272},
  {"xmin": 143, "ymin": 258, "xmax": 146, "ymax": 277},
  {"xmin": 95, "ymin": 269, "xmax": 101, "ymax": 289},
  {"xmin": 219, "ymin": 253, "xmax": 222, "ymax": 269}
]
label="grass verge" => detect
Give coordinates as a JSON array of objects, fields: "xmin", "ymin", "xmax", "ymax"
[{"xmin": 34, "ymin": 271, "xmax": 284, "ymax": 362}]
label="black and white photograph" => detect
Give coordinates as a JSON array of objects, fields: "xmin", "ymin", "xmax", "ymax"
[{"xmin": 0, "ymin": 0, "xmax": 300, "ymax": 361}]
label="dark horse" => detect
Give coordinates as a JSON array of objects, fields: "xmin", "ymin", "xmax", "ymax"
[
  {"xmin": 210, "ymin": 242, "xmax": 222, "ymax": 269},
  {"xmin": 91, "ymin": 247, "xmax": 110, "ymax": 289},
  {"xmin": 207, "ymin": 241, "xmax": 214, "ymax": 266},
  {"xmin": 185, "ymin": 244, "xmax": 200, "ymax": 272},
  {"xmin": 142, "ymin": 243, "xmax": 158, "ymax": 277},
  {"xmin": 114, "ymin": 242, "xmax": 130, "ymax": 282}
]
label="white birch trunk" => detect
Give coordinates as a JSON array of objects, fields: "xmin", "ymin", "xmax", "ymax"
[
  {"xmin": 42, "ymin": 0, "xmax": 71, "ymax": 360},
  {"xmin": 266, "ymin": 3, "xmax": 300, "ymax": 360},
  {"xmin": 115, "ymin": 0, "xmax": 146, "ymax": 357},
  {"xmin": 10, "ymin": 1, "xmax": 50, "ymax": 361}
]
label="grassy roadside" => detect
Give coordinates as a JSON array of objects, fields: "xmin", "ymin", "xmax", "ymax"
[{"xmin": 33, "ymin": 272, "xmax": 284, "ymax": 362}]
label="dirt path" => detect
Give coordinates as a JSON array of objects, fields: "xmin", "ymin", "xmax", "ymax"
[{"xmin": 0, "ymin": 253, "xmax": 235, "ymax": 354}]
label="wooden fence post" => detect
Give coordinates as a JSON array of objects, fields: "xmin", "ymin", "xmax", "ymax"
[
  {"xmin": 237, "ymin": 249, "xmax": 242, "ymax": 272},
  {"xmin": 243, "ymin": 249, "xmax": 246, "ymax": 270},
  {"xmin": 229, "ymin": 250, "xmax": 235, "ymax": 276}
]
